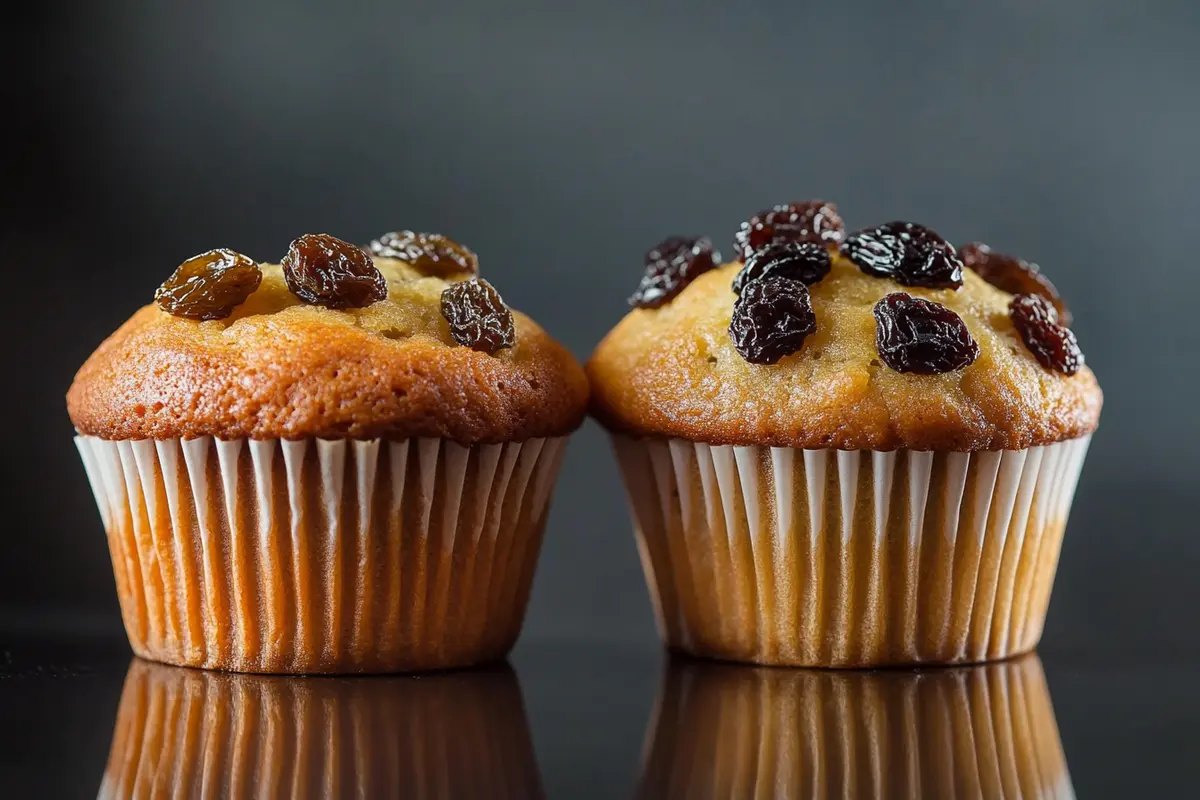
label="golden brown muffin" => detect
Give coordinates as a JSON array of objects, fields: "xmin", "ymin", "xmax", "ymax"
[
  {"xmin": 69, "ymin": 259, "xmax": 588, "ymax": 443},
  {"xmin": 590, "ymin": 254, "xmax": 1100, "ymax": 452},
  {"xmin": 592, "ymin": 207, "xmax": 1101, "ymax": 667},
  {"xmin": 70, "ymin": 234, "xmax": 585, "ymax": 674}
]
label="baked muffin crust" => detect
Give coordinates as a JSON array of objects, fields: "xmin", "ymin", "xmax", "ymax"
[
  {"xmin": 589, "ymin": 254, "xmax": 1101, "ymax": 451},
  {"xmin": 69, "ymin": 260, "xmax": 588, "ymax": 443}
]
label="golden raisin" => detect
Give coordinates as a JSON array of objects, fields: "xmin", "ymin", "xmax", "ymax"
[
  {"xmin": 440, "ymin": 278, "xmax": 515, "ymax": 354},
  {"xmin": 282, "ymin": 233, "xmax": 387, "ymax": 309},
  {"xmin": 368, "ymin": 231, "xmax": 479, "ymax": 277},
  {"xmin": 155, "ymin": 249, "xmax": 262, "ymax": 320}
]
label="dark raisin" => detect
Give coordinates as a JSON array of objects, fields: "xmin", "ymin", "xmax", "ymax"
[
  {"xmin": 440, "ymin": 278, "xmax": 515, "ymax": 354},
  {"xmin": 733, "ymin": 201, "xmax": 844, "ymax": 261},
  {"xmin": 873, "ymin": 292, "xmax": 980, "ymax": 374},
  {"xmin": 732, "ymin": 241, "xmax": 831, "ymax": 294},
  {"xmin": 628, "ymin": 236, "xmax": 720, "ymax": 309},
  {"xmin": 841, "ymin": 221, "xmax": 964, "ymax": 289},
  {"xmin": 729, "ymin": 276, "xmax": 816, "ymax": 365},
  {"xmin": 1009, "ymin": 293, "xmax": 1083, "ymax": 375},
  {"xmin": 959, "ymin": 242, "xmax": 1072, "ymax": 326},
  {"xmin": 368, "ymin": 230, "xmax": 479, "ymax": 277},
  {"xmin": 154, "ymin": 249, "xmax": 262, "ymax": 320},
  {"xmin": 282, "ymin": 233, "xmax": 388, "ymax": 309}
]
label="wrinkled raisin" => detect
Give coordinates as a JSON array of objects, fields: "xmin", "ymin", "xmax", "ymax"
[
  {"xmin": 368, "ymin": 230, "xmax": 479, "ymax": 277},
  {"xmin": 282, "ymin": 233, "xmax": 388, "ymax": 309},
  {"xmin": 729, "ymin": 276, "xmax": 816, "ymax": 365},
  {"xmin": 1009, "ymin": 293, "xmax": 1083, "ymax": 375},
  {"xmin": 959, "ymin": 242, "xmax": 1072, "ymax": 325},
  {"xmin": 155, "ymin": 249, "xmax": 262, "ymax": 320},
  {"xmin": 441, "ymin": 278, "xmax": 515, "ymax": 353},
  {"xmin": 732, "ymin": 241, "xmax": 831, "ymax": 294},
  {"xmin": 733, "ymin": 201, "xmax": 844, "ymax": 261},
  {"xmin": 873, "ymin": 292, "xmax": 979, "ymax": 374},
  {"xmin": 628, "ymin": 236, "xmax": 720, "ymax": 308},
  {"xmin": 842, "ymin": 221, "xmax": 964, "ymax": 289}
]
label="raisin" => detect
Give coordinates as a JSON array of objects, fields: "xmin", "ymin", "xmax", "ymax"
[
  {"xmin": 729, "ymin": 276, "xmax": 816, "ymax": 365},
  {"xmin": 959, "ymin": 242, "xmax": 1072, "ymax": 326},
  {"xmin": 282, "ymin": 233, "xmax": 388, "ymax": 309},
  {"xmin": 628, "ymin": 236, "xmax": 720, "ymax": 309},
  {"xmin": 842, "ymin": 221, "xmax": 964, "ymax": 289},
  {"xmin": 154, "ymin": 249, "xmax": 262, "ymax": 320},
  {"xmin": 440, "ymin": 278, "xmax": 515, "ymax": 353},
  {"xmin": 1009, "ymin": 293, "xmax": 1083, "ymax": 375},
  {"xmin": 368, "ymin": 230, "xmax": 479, "ymax": 277},
  {"xmin": 873, "ymin": 292, "xmax": 979, "ymax": 374},
  {"xmin": 733, "ymin": 201, "xmax": 844, "ymax": 261},
  {"xmin": 732, "ymin": 241, "xmax": 831, "ymax": 294}
]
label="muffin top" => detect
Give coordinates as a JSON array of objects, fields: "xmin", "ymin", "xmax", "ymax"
[
  {"xmin": 589, "ymin": 204, "xmax": 1101, "ymax": 451},
  {"xmin": 68, "ymin": 233, "xmax": 588, "ymax": 443}
]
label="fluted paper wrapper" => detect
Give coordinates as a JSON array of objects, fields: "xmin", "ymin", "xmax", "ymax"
[
  {"xmin": 75, "ymin": 435, "xmax": 567, "ymax": 673},
  {"xmin": 638, "ymin": 654, "xmax": 1072, "ymax": 799},
  {"xmin": 99, "ymin": 658, "xmax": 544, "ymax": 800},
  {"xmin": 612, "ymin": 435, "xmax": 1090, "ymax": 666}
]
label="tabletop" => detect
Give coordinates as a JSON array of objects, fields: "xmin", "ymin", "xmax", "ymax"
[{"xmin": 2, "ymin": 626, "xmax": 1197, "ymax": 799}]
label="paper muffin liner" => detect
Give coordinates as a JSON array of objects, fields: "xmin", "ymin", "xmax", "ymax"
[
  {"xmin": 98, "ymin": 658, "xmax": 545, "ymax": 800},
  {"xmin": 611, "ymin": 434, "xmax": 1090, "ymax": 666},
  {"xmin": 638, "ymin": 654, "xmax": 1072, "ymax": 799},
  {"xmin": 75, "ymin": 435, "xmax": 567, "ymax": 673}
]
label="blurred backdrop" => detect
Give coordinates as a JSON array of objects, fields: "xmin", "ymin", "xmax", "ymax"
[{"xmin": 4, "ymin": 0, "xmax": 1198, "ymax": 657}]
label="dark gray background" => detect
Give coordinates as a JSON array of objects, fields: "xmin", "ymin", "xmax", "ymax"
[{"xmin": 3, "ymin": 0, "xmax": 1197, "ymax": 657}]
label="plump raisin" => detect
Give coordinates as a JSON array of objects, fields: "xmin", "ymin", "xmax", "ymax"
[
  {"xmin": 959, "ymin": 242, "xmax": 1072, "ymax": 325},
  {"xmin": 1009, "ymin": 293, "xmax": 1083, "ymax": 375},
  {"xmin": 282, "ymin": 233, "xmax": 388, "ymax": 309},
  {"xmin": 873, "ymin": 292, "xmax": 979, "ymax": 374},
  {"xmin": 368, "ymin": 230, "xmax": 479, "ymax": 277},
  {"xmin": 628, "ymin": 236, "xmax": 720, "ymax": 309},
  {"xmin": 733, "ymin": 201, "xmax": 844, "ymax": 261},
  {"xmin": 440, "ymin": 278, "xmax": 515, "ymax": 353},
  {"xmin": 155, "ymin": 249, "xmax": 262, "ymax": 320},
  {"xmin": 728, "ymin": 276, "xmax": 817, "ymax": 365},
  {"xmin": 842, "ymin": 221, "xmax": 964, "ymax": 289},
  {"xmin": 732, "ymin": 241, "xmax": 831, "ymax": 294}
]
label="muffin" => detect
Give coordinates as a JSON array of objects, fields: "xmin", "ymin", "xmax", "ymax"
[
  {"xmin": 69, "ymin": 231, "xmax": 588, "ymax": 673},
  {"xmin": 638, "ymin": 654, "xmax": 1072, "ymax": 798},
  {"xmin": 100, "ymin": 658, "xmax": 543, "ymax": 799},
  {"xmin": 589, "ymin": 202, "xmax": 1101, "ymax": 667}
]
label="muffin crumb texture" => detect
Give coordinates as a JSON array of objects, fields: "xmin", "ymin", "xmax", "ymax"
[{"xmin": 69, "ymin": 257, "xmax": 588, "ymax": 442}]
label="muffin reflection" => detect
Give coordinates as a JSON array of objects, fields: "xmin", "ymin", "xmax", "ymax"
[
  {"xmin": 99, "ymin": 658, "xmax": 544, "ymax": 799},
  {"xmin": 638, "ymin": 654, "xmax": 1072, "ymax": 799}
]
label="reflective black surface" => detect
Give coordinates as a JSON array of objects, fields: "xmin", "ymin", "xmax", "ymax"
[{"xmin": 2, "ymin": 628, "xmax": 1198, "ymax": 799}]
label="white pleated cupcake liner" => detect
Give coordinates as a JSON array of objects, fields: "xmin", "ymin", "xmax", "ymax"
[
  {"xmin": 638, "ymin": 654, "xmax": 1073, "ymax": 799},
  {"xmin": 612, "ymin": 434, "xmax": 1090, "ymax": 667},
  {"xmin": 75, "ymin": 434, "xmax": 567, "ymax": 673},
  {"xmin": 98, "ymin": 658, "xmax": 545, "ymax": 800}
]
